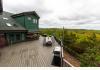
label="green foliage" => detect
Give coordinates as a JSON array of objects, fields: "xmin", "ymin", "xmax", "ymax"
[
  {"xmin": 80, "ymin": 46, "xmax": 100, "ymax": 66},
  {"xmin": 40, "ymin": 28, "xmax": 100, "ymax": 66}
]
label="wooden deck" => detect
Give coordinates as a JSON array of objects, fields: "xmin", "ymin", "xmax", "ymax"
[{"xmin": 0, "ymin": 36, "xmax": 58, "ymax": 67}]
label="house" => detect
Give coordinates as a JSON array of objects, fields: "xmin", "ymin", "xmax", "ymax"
[
  {"xmin": 0, "ymin": 0, "xmax": 40, "ymax": 48},
  {"xmin": 0, "ymin": 11, "xmax": 27, "ymax": 48},
  {"xmin": 11, "ymin": 11, "xmax": 40, "ymax": 40}
]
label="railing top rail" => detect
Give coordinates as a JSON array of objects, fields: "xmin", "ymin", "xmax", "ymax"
[
  {"xmin": 63, "ymin": 59, "xmax": 74, "ymax": 67},
  {"xmin": 53, "ymin": 35, "xmax": 74, "ymax": 67}
]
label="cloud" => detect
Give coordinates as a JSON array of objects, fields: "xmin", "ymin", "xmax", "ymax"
[
  {"xmin": 2, "ymin": 0, "xmax": 100, "ymax": 30},
  {"xmin": 3, "ymin": 0, "xmax": 52, "ymax": 16}
]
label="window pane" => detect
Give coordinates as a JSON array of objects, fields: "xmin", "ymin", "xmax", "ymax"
[
  {"xmin": 35, "ymin": 19, "xmax": 37, "ymax": 24},
  {"xmin": 33, "ymin": 19, "xmax": 36, "ymax": 23},
  {"xmin": 6, "ymin": 23, "xmax": 12, "ymax": 26},
  {"xmin": 3, "ymin": 17, "xmax": 8, "ymax": 20},
  {"xmin": 16, "ymin": 34, "xmax": 21, "ymax": 41},
  {"xmin": 37, "ymin": 20, "xmax": 38, "ymax": 24},
  {"xmin": 33, "ymin": 19, "xmax": 34, "ymax": 23},
  {"xmin": 28, "ymin": 17, "xmax": 31, "ymax": 20}
]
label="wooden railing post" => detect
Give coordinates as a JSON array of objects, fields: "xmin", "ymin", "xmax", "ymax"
[
  {"xmin": 60, "ymin": 40, "xmax": 64, "ymax": 67},
  {"xmin": 53, "ymin": 35, "xmax": 74, "ymax": 67}
]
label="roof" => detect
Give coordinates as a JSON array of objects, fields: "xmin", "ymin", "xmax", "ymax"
[
  {"xmin": 0, "ymin": 11, "xmax": 27, "ymax": 32},
  {"xmin": 11, "ymin": 11, "xmax": 40, "ymax": 19}
]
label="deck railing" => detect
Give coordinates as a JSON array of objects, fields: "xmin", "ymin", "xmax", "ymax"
[{"xmin": 53, "ymin": 36, "xmax": 74, "ymax": 67}]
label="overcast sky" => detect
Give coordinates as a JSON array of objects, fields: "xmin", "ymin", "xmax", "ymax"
[{"xmin": 3, "ymin": 0, "xmax": 100, "ymax": 30}]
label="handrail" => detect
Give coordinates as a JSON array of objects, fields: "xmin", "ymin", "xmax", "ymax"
[
  {"xmin": 53, "ymin": 35, "xmax": 74, "ymax": 67},
  {"xmin": 63, "ymin": 59, "xmax": 74, "ymax": 67},
  {"xmin": 61, "ymin": 45, "xmax": 74, "ymax": 67}
]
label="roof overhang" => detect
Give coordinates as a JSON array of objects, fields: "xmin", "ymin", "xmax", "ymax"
[
  {"xmin": 0, "ymin": 30, "xmax": 27, "ymax": 33},
  {"xmin": 11, "ymin": 11, "xmax": 40, "ymax": 19}
]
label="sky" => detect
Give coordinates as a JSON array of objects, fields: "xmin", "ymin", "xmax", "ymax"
[{"xmin": 3, "ymin": 0, "xmax": 100, "ymax": 30}]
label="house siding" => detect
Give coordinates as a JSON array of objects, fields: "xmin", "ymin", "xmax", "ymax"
[
  {"xmin": 14, "ymin": 16, "xmax": 25, "ymax": 27},
  {"xmin": 25, "ymin": 15, "xmax": 39, "ymax": 32},
  {"xmin": 0, "ymin": 11, "xmax": 40, "ymax": 47},
  {"xmin": 6, "ymin": 32, "xmax": 26, "ymax": 45},
  {"xmin": 13, "ymin": 15, "xmax": 39, "ymax": 32}
]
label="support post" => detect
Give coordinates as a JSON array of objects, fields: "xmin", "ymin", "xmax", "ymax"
[{"xmin": 61, "ymin": 26, "xmax": 64, "ymax": 67}]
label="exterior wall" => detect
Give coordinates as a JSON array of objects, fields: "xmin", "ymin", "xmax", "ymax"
[
  {"xmin": 13, "ymin": 15, "xmax": 39, "ymax": 33},
  {"xmin": 6, "ymin": 32, "xmax": 26, "ymax": 45},
  {"xmin": 14, "ymin": 16, "xmax": 25, "ymax": 27},
  {"xmin": 25, "ymin": 15, "xmax": 39, "ymax": 32},
  {"xmin": 13, "ymin": 14, "xmax": 39, "ymax": 40}
]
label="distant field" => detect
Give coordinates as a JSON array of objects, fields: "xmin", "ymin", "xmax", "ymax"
[{"xmin": 40, "ymin": 28, "xmax": 100, "ymax": 67}]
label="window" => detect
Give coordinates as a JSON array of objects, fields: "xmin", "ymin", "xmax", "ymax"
[
  {"xmin": 33, "ymin": 19, "xmax": 35, "ymax": 23},
  {"xmin": 21, "ymin": 33, "xmax": 25, "ymax": 40},
  {"xmin": 10, "ymin": 34, "xmax": 15, "ymax": 42},
  {"xmin": 16, "ymin": 34, "xmax": 21, "ymax": 41},
  {"xmin": 36, "ymin": 19, "xmax": 38, "ymax": 24},
  {"xmin": 33, "ymin": 19, "xmax": 38, "ymax": 24},
  {"xmin": 3, "ymin": 17, "xmax": 8, "ymax": 20},
  {"xmin": 35, "ymin": 19, "xmax": 37, "ymax": 24},
  {"xmin": 6, "ymin": 23, "xmax": 12, "ymax": 26},
  {"xmin": 28, "ymin": 17, "xmax": 31, "ymax": 20}
]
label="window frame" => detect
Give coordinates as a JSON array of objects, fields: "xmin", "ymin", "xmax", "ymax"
[{"xmin": 28, "ymin": 17, "xmax": 31, "ymax": 20}]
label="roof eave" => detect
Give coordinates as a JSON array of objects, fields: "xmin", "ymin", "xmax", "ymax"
[
  {"xmin": 0, "ymin": 30, "xmax": 27, "ymax": 33},
  {"xmin": 11, "ymin": 11, "xmax": 40, "ymax": 19}
]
